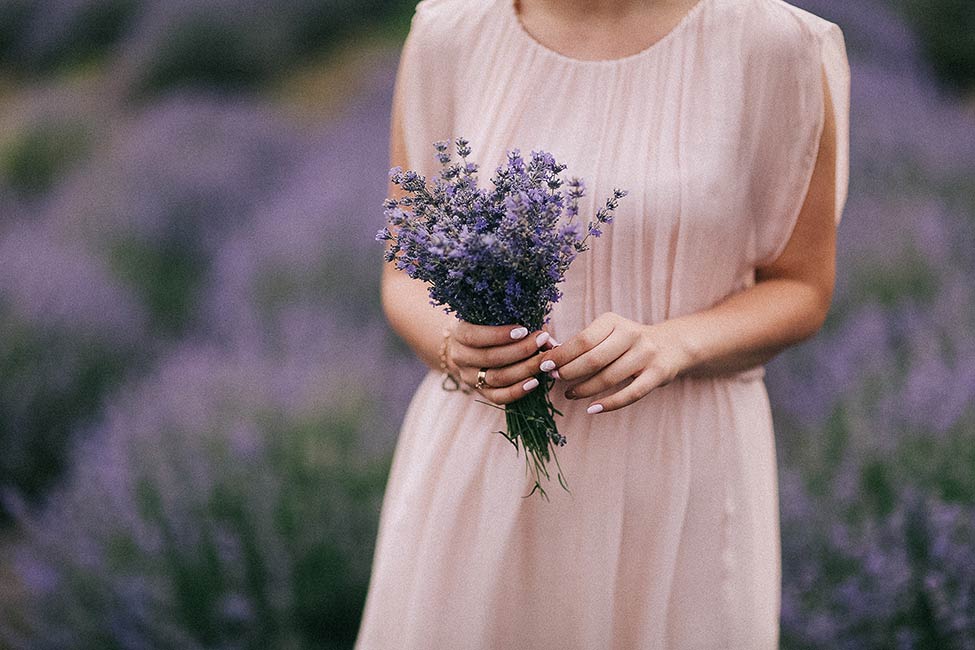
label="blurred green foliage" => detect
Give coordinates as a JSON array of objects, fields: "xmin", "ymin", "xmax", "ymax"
[
  {"xmin": 105, "ymin": 232, "xmax": 208, "ymax": 336},
  {"xmin": 0, "ymin": 0, "xmax": 137, "ymax": 73},
  {"xmin": 0, "ymin": 304, "xmax": 138, "ymax": 522},
  {"xmin": 898, "ymin": 0, "xmax": 975, "ymax": 94},
  {"xmin": 0, "ymin": 121, "xmax": 91, "ymax": 197}
]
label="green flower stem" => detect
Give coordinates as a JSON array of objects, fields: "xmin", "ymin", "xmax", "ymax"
[{"xmin": 478, "ymin": 373, "xmax": 569, "ymax": 501}]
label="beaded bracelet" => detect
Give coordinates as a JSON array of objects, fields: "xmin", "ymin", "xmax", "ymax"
[{"xmin": 438, "ymin": 328, "xmax": 470, "ymax": 393}]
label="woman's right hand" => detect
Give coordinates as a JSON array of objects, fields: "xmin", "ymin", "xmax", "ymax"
[{"xmin": 446, "ymin": 320, "xmax": 558, "ymax": 405}]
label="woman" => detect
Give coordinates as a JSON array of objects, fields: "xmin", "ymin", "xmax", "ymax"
[{"xmin": 356, "ymin": 0, "xmax": 849, "ymax": 647}]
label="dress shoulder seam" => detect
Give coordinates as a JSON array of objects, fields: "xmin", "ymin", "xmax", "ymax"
[{"xmin": 752, "ymin": 0, "xmax": 841, "ymax": 38}]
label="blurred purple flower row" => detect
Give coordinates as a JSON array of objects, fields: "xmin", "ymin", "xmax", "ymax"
[
  {"xmin": 1, "ymin": 0, "xmax": 411, "ymax": 98},
  {"xmin": 781, "ymin": 473, "xmax": 975, "ymax": 648},
  {"xmin": 0, "ymin": 45, "xmax": 427, "ymax": 646},
  {"xmin": 0, "ymin": 305, "xmax": 421, "ymax": 649},
  {"xmin": 0, "ymin": 220, "xmax": 151, "ymax": 514},
  {"xmin": 0, "ymin": 87, "xmax": 312, "ymax": 514},
  {"xmin": 770, "ymin": 1, "xmax": 975, "ymax": 646}
]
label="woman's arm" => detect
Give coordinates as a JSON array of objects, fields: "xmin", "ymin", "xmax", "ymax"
[
  {"xmin": 380, "ymin": 76, "xmax": 455, "ymax": 373},
  {"xmin": 380, "ymin": 74, "xmax": 555, "ymax": 402},
  {"xmin": 674, "ymin": 66, "xmax": 838, "ymax": 376},
  {"xmin": 537, "ymin": 67, "xmax": 838, "ymax": 412}
]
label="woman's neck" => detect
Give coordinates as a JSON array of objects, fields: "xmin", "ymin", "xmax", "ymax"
[{"xmin": 514, "ymin": 0, "xmax": 703, "ymax": 61}]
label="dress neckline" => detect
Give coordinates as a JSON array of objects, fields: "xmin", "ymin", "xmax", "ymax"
[{"xmin": 501, "ymin": 0, "xmax": 715, "ymax": 67}]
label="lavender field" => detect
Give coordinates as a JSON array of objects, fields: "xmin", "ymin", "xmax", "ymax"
[{"xmin": 0, "ymin": 0, "xmax": 972, "ymax": 647}]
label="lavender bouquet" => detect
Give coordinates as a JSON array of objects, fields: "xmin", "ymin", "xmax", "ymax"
[{"xmin": 377, "ymin": 137, "xmax": 626, "ymax": 500}]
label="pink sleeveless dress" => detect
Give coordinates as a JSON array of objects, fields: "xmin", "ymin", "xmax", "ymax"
[{"xmin": 355, "ymin": 0, "xmax": 850, "ymax": 647}]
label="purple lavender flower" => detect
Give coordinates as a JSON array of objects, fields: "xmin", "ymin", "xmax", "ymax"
[
  {"xmin": 378, "ymin": 137, "xmax": 627, "ymax": 500},
  {"xmin": 378, "ymin": 138, "xmax": 626, "ymax": 332}
]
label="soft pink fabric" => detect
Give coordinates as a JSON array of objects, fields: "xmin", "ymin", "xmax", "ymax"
[{"xmin": 355, "ymin": 0, "xmax": 850, "ymax": 647}]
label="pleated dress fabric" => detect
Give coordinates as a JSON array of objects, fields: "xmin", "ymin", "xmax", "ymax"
[{"xmin": 355, "ymin": 0, "xmax": 850, "ymax": 647}]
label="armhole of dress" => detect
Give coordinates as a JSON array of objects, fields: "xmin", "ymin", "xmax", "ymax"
[
  {"xmin": 396, "ymin": 0, "xmax": 458, "ymax": 180},
  {"xmin": 758, "ymin": 22, "xmax": 849, "ymax": 268},
  {"xmin": 757, "ymin": 38, "xmax": 827, "ymax": 269},
  {"xmin": 820, "ymin": 22, "xmax": 851, "ymax": 228}
]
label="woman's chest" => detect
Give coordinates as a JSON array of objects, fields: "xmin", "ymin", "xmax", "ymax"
[{"xmin": 453, "ymin": 60, "xmax": 755, "ymax": 255}]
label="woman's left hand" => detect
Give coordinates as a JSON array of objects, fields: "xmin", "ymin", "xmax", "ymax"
[{"xmin": 536, "ymin": 312, "xmax": 694, "ymax": 414}]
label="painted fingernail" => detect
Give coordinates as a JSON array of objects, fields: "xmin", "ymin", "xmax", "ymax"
[
  {"xmin": 522, "ymin": 378, "xmax": 540, "ymax": 391},
  {"xmin": 587, "ymin": 404, "xmax": 604, "ymax": 414},
  {"xmin": 550, "ymin": 337, "xmax": 562, "ymax": 347},
  {"xmin": 535, "ymin": 331, "xmax": 550, "ymax": 347},
  {"xmin": 510, "ymin": 327, "xmax": 529, "ymax": 339},
  {"xmin": 549, "ymin": 369, "xmax": 560, "ymax": 379},
  {"xmin": 540, "ymin": 359, "xmax": 556, "ymax": 372}
]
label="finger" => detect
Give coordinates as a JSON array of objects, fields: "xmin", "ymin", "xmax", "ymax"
[
  {"xmin": 536, "ymin": 316, "xmax": 616, "ymax": 373},
  {"xmin": 564, "ymin": 348, "xmax": 643, "ymax": 399},
  {"xmin": 460, "ymin": 365, "xmax": 541, "ymax": 405},
  {"xmin": 541, "ymin": 334, "xmax": 561, "ymax": 378},
  {"xmin": 458, "ymin": 350, "xmax": 546, "ymax": 392},
  {"xmin": 452, "ymin": 330, "xmax": 550, "ymax": 370},
  {"xmin": 555, "ymin": 329, "xmax": 632, "ymax": 383},
  {"xmin": 542, "ymin": 334, "xmax": 561, "ymax": 349},
  {"xmin": 479, "ymin": 376, "xmax": 541, "ymax": 406},
  {"xmin": 458, "ymin": 365, "xmax": 482, "ymax": 393},
  {"xmin": 453, "ymin": 320, "xmax": 532, "ymax": 348},
  {"xmin": 481, "ymin": 350, "xmax": 549, "ymax": 389},
  {"xmin": 585, "ymin": 371, "xmax": 661, "ymax": 414}
]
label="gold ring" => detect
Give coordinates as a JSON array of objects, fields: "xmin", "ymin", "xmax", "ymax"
[{"xmin": 475, "ymin": 368, "xmax": 489, "ymax": 390}]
